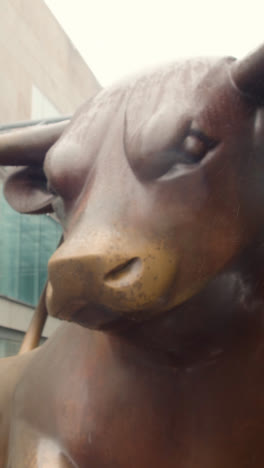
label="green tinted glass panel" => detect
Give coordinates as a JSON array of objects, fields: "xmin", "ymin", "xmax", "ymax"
[{"xmin": 0, "ymin": 187, "xmax": 62, "ymax": 306}]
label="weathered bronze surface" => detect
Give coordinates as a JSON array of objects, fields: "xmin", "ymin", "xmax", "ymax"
[{"xmin": 1, "ymin": 44, "xmax": 264, "ymax": 466}]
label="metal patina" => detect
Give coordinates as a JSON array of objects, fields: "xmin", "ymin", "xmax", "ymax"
[{"xmin": 1, "ymin": 45, "xmax": 264, "ymax": 467}]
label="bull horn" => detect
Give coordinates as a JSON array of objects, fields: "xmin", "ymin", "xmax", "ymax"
[
  {"xmin": 0, "ymin": 119, "xmax": 70, "ymax": 166},
  {"xmin": 231, "ymin": 44, "xmax": 264, "ymax": 102}
]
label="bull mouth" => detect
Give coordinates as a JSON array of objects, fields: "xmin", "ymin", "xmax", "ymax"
[
  {"xmin": 71, "ymin": 303, "xmax": 131, "ymax": 331},
  {"xmin": 50, "ymin": 298, "xmax": 121, "ymax": 328},
  {"xmin": 51, "ymin": 296, "xmax": 158, "ymax": 332}
]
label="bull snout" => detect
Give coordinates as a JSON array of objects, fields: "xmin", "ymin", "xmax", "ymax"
[{"xmin": 46, "ymin": 232, "xmax": 178, "ymax": 329}]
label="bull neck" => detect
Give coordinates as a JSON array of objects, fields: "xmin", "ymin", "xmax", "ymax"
[{"xmin": 107, "ymin": 243, "xmax": 264, "ymax": 371}]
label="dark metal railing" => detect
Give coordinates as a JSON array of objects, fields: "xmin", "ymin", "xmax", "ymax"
[{"xmin": 0, "ymin": 116, "xmax": 71, "ymax": 133}]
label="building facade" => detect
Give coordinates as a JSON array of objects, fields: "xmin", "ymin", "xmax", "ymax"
[{"xmin": 0, "ymin": 0, "xmax": 100, "ymax": 356}]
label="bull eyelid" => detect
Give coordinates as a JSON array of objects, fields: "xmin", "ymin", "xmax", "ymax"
[
  {"xmin": 156, "ymin": 128, "xmax": 219, "ymax": 181},
  {"xmin": 187, "ymin": 128, "xmax": 218, "ymax": 148},
  {"xmin": 175, "ymin": 127, "xmax": 217, "ymax": 158},
  {"xmin": 178, "ymin": 126, "xmax": 218, "ymax": 162}
]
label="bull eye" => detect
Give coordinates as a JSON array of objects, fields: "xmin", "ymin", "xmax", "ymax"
[
  {"xmin": 154, "ymin": 129, "xmax": 218, "ymax": 181},
  {"xmin": 129, "ymin": 128, "xmax": 218, "ymax": 181},
  {"xmin": 179, "ymin": 129, "xmax": 218, "ymax": 164},
  {"xmin": 181, "ymin": 134, "xmax": 207, "ymax": 162}
]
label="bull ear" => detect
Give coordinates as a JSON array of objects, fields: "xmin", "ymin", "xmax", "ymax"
[
  {"xmin": 4, "ymin": 166, "xmax": 54, "ymax": 214},
  {"xmin": 231, "ymin": 44, "xmax": 264, "ymax": 102},
  {"xmin": 0, "ymin": 120, "xmax": 69, "ymax": 214}
]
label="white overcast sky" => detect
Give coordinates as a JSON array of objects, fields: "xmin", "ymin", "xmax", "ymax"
[{"xmin": 44, "ymin": 0, "xmax": 264, "ymax": 86}]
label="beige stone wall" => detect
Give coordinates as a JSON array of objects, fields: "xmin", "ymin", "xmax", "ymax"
[
  {"xmin": 0, "ymin": 1, "xmax": 100, "ymax": 341},
  {"xmin": 0, "ymin": 0, "xmax": 100, "ymax": 124},
  {"xmin": 0, "ymin": 297, "xmax": 59, "ymax": 337}
]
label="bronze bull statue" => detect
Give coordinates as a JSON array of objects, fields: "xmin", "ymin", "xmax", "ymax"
[{"xmin": 1, "ymin": 43, "xmax": 264, "ymax": 467}]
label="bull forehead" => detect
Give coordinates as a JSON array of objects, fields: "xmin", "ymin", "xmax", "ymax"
[
  {"xmin": 56, "ymin": 57, "xmax": 223, "ymax": 152},
  {"xmin": 125, "ymin": 57, "xmax": 221, "ymax": 119},
  {"xmin": 45, "ymin": 56, "xmax": 233, "ymax": 194}
]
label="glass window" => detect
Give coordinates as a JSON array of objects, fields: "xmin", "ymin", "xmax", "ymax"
[{"xmin": 0, "ymin": 185, "xmax": 62, "ymax": 306}]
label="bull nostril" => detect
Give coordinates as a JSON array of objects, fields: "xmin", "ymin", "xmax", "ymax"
[{"xmin": 104, "ymin": 257, "xmax": 142, "ymax": 285}]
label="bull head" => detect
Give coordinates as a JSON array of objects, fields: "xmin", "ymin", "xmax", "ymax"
[{"xmin": 2, "ymin": 45, "xmax": 264, "ymax": 330}]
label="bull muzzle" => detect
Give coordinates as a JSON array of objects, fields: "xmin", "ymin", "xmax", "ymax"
[{"xmin": 46, "ymin": 231, "xmax": 178, "ymax": 329}]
